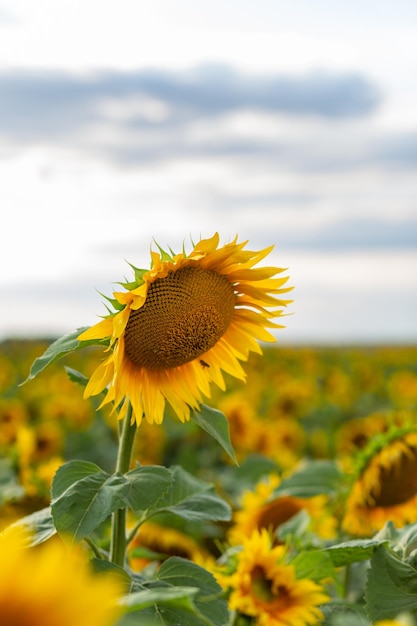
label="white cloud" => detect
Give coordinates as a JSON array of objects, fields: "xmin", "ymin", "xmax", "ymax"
[{"xmin": 1, "ymin": 0, "xmax": 416, "ymax": 342}]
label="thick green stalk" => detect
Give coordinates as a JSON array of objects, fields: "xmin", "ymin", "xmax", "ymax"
[{"xmin": 110, "ymin": 403, "xmax": 137, "ymax": 566}]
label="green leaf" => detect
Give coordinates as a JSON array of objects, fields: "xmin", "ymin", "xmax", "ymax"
[
  {"xmin": 291, "ymin": 549, "xmax": 336, "ymax": 583},
  {"xmin": 52, "ymin": 460, "xmax": 104, "ymax": 497},
  {"xmin": 125, "ymin": 465, "xmax": 172, "ymax": 515},
  {"xmin": 324, "ymin": 538, "xmax": 387, "ymax": 568},
  {"xmin": 155, "ymin": 557, "xmax": 229, "ymax": 626},
  {"xmin": 91, "ymin": 559, "xmax": 133, "ymax": 593},
  {"xmin": 65, "ymin": 366, "xmax": 90, "ymax": 387},
  {"xmin": 191, "ymin": 405, "xmax": 238, "ymax": 465},
  {"xmin": 0, "ymin": 458, "xmax": 25, "ymax": 503},
  {"xmin": 274, "ymin": 460, "xmax": 344, "ymax": 498},
  {"xmin": 321, "ymin": 602, "xmax": 370, "ymax": 626},
  {"xmin": 21, "ymin": 327, "xmax": 107, "ymax": 384},
  {"xmin": 118, "ymin": 586, "xmax": 199, "ymax": 612},
  {"xmin": 51, "ymin": 461, "xmax": 130, "ymax": 541},
  {"xmin": 365, "ymin": 544, "xmax": 417, "ymax": 621},
  {"xmin": 7, "ymin": 507, "xmax": 57, "ymax": 546},
  {"xmin": 156, "ymin": 466, "xmax": 231, "ymax": 523}
]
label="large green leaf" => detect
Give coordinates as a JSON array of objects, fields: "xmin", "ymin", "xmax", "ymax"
[
  {"xmin": 274, "ymin": 460, "xmax": 344, "ymax": 498},
  {"xmin": 125, "ymin": 465, "xmax": 172, "ymax": 514},
  {"xmin": 51, "ymin": 460, "xmax": 130, "ymax": 541},
  {"xmin": 291, "ymin": 549, "xmax": 336, "ymax": 583},
  {"xmin": 118, "ymin": 586, "xmax": 199, "ymax": 612},
  {"xmin": 324, "ymin": 538, "xmax": 387, "ymax": 568},
  {"xmin": 91, "ymin": 559, "xmax": 133, "ymax": 593},
  {"xmin": 156, "ymin": 466, "xmax": 231, "ymax": 523},
  {"xmin": 7, "ymin": 507, "xmax": 57, "ymax": 546},
  {"xmin": 116, "ymin": 558, "xmax": 228, "ymax": 626},
  {"xmin": 155, "ymin": 557, "xmax": 228, "ymax": 626},
  {"xmin": 191, "ymin": 405, "xmax": 237, "ymax": 464},
  {"xmin": 321, "ymin": 602, "xmax": 370, "ymax": 626},
  {"xmin": 21, "ymin": 327, "xmax": 106, "ymax": 384},
  {"xmin": 365, "ymin": 544, "xmax": 417, "ymax": 621}
]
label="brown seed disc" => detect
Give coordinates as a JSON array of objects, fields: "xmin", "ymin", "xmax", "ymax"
[
  {"xmin": 369, "ymin": 448, "xmax": 417, "ymax": 507},
  {"xmin": 124, "ymin": 266, "xmax": 235, "ymax": 370}
]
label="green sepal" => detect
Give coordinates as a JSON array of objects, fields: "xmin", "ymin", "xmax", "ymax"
[
  {"xmin": 152, "ymin": 240, "xmax": 173, "ymax": 262},
  {"xmin": 20, "ymin": 327, "xmax": 109, "ymax": 384},
  {"xmin": 119, "ymin": 263, "xmax": 147, "ymax": 290},
  {"xmin": 97, "ymin": 289, "xmax": 126, "ymax": 312}
]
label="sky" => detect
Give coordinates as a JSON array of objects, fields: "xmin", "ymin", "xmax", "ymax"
[{"xmin": 0, "ymin": 0, "xmax": 416, "ymax": 344}]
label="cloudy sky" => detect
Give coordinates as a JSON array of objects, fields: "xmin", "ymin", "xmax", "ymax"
[{"xmin": 1, "ymin": 0, "xmax": 416, "ymax": 344}]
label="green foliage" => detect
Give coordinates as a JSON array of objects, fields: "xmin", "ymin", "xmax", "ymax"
[
  {"xmin": 365, "ymin": 544, "xmax": 417, "ymax": 621},
  {"xmin": 3, "ymin": 340, "xmax": 417, "ymax": 626},
  {"xmin": 291, "ymin": 549, "xmax": 336, "ymax": 583},
  {"xmin": 8, "ymin": 507, "xmax": 57, "ymax": 546},
  {"xmin": 324, "ymin": 538, "xmax": 388, "ymax": 568},
  {"xmin": 191, "ymin": 405, "xmax": 238, "ymax": 464},
  {"xmin": 51, "ymin": 460, "xmax": 231, "ymax": 543},
  {"xmin": 21, "ymin": 327, "xmax": 108, "ymax": 384},
  {"xmin": 117, "ymin": 558, "xmax": 228, "ymax": 626},
  {"xmin": 274, "ymin": 460, "xmax": 345, "ymax": 498}
]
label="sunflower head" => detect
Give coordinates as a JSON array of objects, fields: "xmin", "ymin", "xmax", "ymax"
[
  {"xmin": 78, "ymin": 233, "xmax": 293, "ymax": 425},
  {"xmin": 215, "ymin": 528, "xmax": 328, "ymax": 626},
  {"xmin": 343, "ymin": 425, "xmax": 417, "ymax": 536}
]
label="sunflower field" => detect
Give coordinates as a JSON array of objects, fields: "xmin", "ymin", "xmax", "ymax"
[
  {"xmin": 1, "ymin": 339, "xmax": 417, "ymax": 626},
  {"xmin": 1, "ymin": 235, "xmax": 417, "ymax": 626}
]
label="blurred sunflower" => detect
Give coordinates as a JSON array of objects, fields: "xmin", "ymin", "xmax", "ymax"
[
  {"xmin": 0, "ymin": 398, "xmax": 28, "ymax": 447},
  {"xmin": 215, "ymin": 528, "xmax": 328, "ymax": 626},
  {"xmin": 0, "ymin": 527, "xmax": 122, "ymax": 626},
  {"xmin": 229, "ymin": 474, "xmax": 336, "ymax": 545},
  {"xmin": 78, "ymin": 233, "xmax": 292, "ymax": 425},
  {"xmin": 343, "ymin": 427, "xmax": 417, "ymax": 536}
]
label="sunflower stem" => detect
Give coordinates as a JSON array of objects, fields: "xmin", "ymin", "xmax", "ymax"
[{"xmin": 110, "ymin": 403, "xmax": 137, "ymax": 566}]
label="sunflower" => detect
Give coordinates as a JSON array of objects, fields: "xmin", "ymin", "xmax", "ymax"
[
  {"xmin": 78, "ymin": 233, "xmax": 292, "ymax": 425},
  {"xmin": 216, "ymin": 528, "xmax": 328, "ymax": 626},
  {"xmin": 342, "ymin": 428, "xmax": 417, "ymax": 536},
  {"xmin": 229, "ymin": 474, "xmax": 337, "ymax": 545},
  {"xmin": 0, "ymin": 526, "xmax": 122, "ymax": 626}
]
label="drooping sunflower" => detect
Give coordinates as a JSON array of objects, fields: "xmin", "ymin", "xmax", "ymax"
[
  {"xmin": 0, "ymin": 527, "xmax": 122, "ymax": 626},
  {"xmin": 215, "ymin": 528, "xmax": 328, "ymax": 626},
  {"xmin": 78, "ymin": 233, "xmax": 292, "ymax": 425},
  {"xmin": 342, "ymin": 427, "xmax": 417, "ymax": 536}
]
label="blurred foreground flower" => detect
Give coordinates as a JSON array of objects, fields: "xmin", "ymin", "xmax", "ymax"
[
  {"xmin": 78, "ymin": 233, "xmax": 292, "ymax": 425},
  {"xmin": 0, "ymin": 527, "xmax": 122, "ymax": 626},
  {"xmin": 215, "ymin": 528, "xmax": 328, "ymax": 626},
  {"xmin": 343, "ymin": 427, "xmax": 417, "ymax": 536}
]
